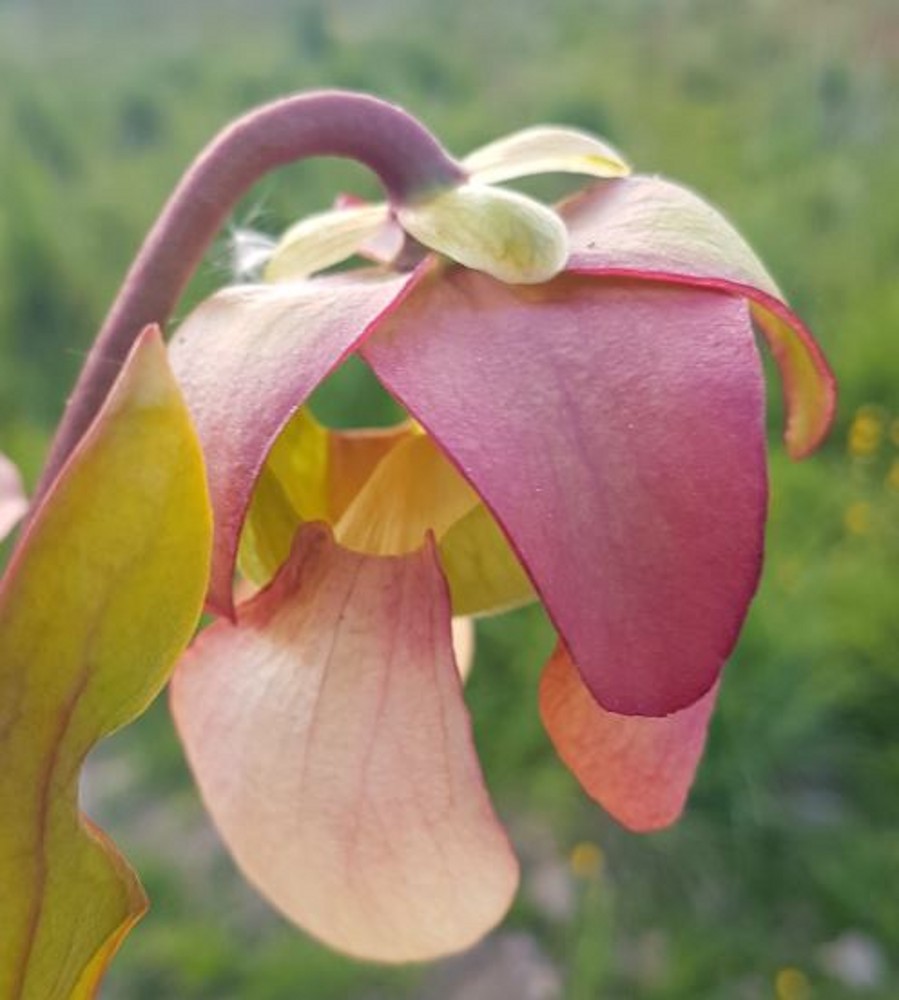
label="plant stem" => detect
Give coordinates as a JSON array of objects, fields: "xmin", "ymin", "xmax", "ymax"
[{"xmin": 31, "ymin": 90, "xmax": 463, "ymax": 509}]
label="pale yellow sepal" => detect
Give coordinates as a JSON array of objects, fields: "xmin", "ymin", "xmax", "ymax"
[
  {"xmin": 439, "ymin": 503, "xmax": 535, "ymax": 617},
  {"xmin": 265, "ymin": 204, "xmax": 390, "ymax": 282},
  {"xmin": 398, "ymin": 183, "xmax": 568, "ymax": 285},
  {"xmin": 463, "ymin": 126, "xmax": 630, "ymax": 185}
]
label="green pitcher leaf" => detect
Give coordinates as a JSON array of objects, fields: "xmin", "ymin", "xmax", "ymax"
[{"xmin": 0, "ymin": 326, "xmax": 212, "ymax": 999}]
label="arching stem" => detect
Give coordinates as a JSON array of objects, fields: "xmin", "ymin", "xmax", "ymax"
[{"xmin": 31, "ymin": 90, "xmax": 464, "ymax": 509}]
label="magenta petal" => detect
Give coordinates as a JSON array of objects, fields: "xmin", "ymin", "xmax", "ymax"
[
  {"xmin": 169, "ymin": 272, "xmax": 415, "ymax": 615},
  {"xmin": 562, "ymin": 175, "xmax": 836, "ymax": 458},
  {"xmin": 171, "ymin": 525, "xmax": 518, "ymax": 962},
  {"xmin": 540, "ymin": 644, "xmax": 718, "ymax": 831},
  {"xmin": 364, "ymin": 271, "xmax": 766, "ymax": 716}
]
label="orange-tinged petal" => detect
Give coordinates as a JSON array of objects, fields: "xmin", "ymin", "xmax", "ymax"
[
  {"xmin": 0, "ymin": 327, "xmax": 211, "ymax": 998},
  {"xmin": 336, "ymin": 432, "xmax": 479, "ymax": 555},
  {"xmin": 0, "ymin": 452, "xmax": 27, "ymax": 543},
  {"xmin": 327, "ymin": 421, "xmax": 416, "ymax": 522},
  {"xmin": 562, "ymin": 175, "xmax": 836, "ymax": 458},
  {"xmin": 540, "ymin": 645, "xmax": 718, "ymax": 832},
  {"xmin": 239, "ymin": 410, "xmax": 416, "ymax": 586},
  {"xmin": 171, "ymin": 524, "xmax": 518, "ymax": 962}
]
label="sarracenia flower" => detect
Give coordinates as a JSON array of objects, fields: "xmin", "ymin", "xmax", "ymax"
[{"xmin": 167, "ymin": 108, "xmax": 834, "ymax": 962}]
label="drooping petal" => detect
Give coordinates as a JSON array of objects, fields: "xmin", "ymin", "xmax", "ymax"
[
  {"xmin": 397, "ymin": 183, "xmax": 567, "ymax": 285},
  {"xmin": 265, "ymin": 204, "xmax": 391, "ymax": 282},
  {"xmin": 364, "ymin": 270, "xmax": 767, "ymax": 717},
  {"xmin": 0, "ymin": 327, "xmax": 211, "ymax": 998},
  {"xmin": 562, "ymin": 175, "xmax": 836, "ymax": 457},
  {"xmin": 0, "ymin": 453, "xmax": 27, "ymax": 542},
  {"xmin": 171, "ymin": 524, "xmax": 518, "ymax": 963},
  {"xmin": 539, "ymin": 644, "xmax": 718, "ymax": 832},
  {"xmin": 169, "ymin": 271, "xmax": 416, "ymax": 615},
  {"xmin": 463, "ymin": 126, "xmax": 630, "ymax": 185}
]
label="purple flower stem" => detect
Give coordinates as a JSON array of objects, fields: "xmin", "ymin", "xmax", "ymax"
[{"xmin": 31, "ymin": 90, "xmax": 464, "ymax": 511}]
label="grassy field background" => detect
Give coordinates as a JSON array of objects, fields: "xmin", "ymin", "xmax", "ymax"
[{"xmin": 1, "ymin": 0, "xmax": 898, "ymax": 996}]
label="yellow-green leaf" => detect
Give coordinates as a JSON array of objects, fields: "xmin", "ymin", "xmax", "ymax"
[{"xmin": 0, "ymin": 327, "xmax": 212, "ymax": 1000}]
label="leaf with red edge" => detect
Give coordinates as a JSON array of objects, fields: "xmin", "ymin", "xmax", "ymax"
[{"xmin": 0, "ymin": 328, "xmax": 211, "ymax": 999}]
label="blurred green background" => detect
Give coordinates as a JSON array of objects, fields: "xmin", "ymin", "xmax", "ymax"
[{"xmin": 2, "ymin": 0, "xmax": 898, "ymax": 996}]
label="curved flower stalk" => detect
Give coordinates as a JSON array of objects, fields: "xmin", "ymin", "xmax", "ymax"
[{"xmin": 160, "ymin": 98, "xmax": 835, "ymax": 963}]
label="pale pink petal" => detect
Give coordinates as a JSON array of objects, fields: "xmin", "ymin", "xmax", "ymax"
[
  {"xmin": 562, "ymin": 175, "xmax": 836, "ymax": 458},
  {"xmin": 0, "ymin": 453, "xmax": 27, "ymax": 542},
  {"xmin": 540, "ymin": 644, "xmax": 718, "ymax": 831},
  {"xmin": 171, "ymin": 525, "xmax": 518, "ymax": 962},
  {"xmin": 364, "ymin": 270, "xmax": 766, "ymax": 717},
  {"xmin": 168, "ymin": 271, "xmax": 417, "ymax": 615}
]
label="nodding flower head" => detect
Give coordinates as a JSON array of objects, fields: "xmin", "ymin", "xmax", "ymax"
[{"xmin": 166, "ymin": 107, "xmax": 835, "ymax": 963}]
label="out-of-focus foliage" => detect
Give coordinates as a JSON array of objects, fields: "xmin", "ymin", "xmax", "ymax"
[{"xmin": 0, "ymin": 0, "xmax": 897, "ymax": 996}]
